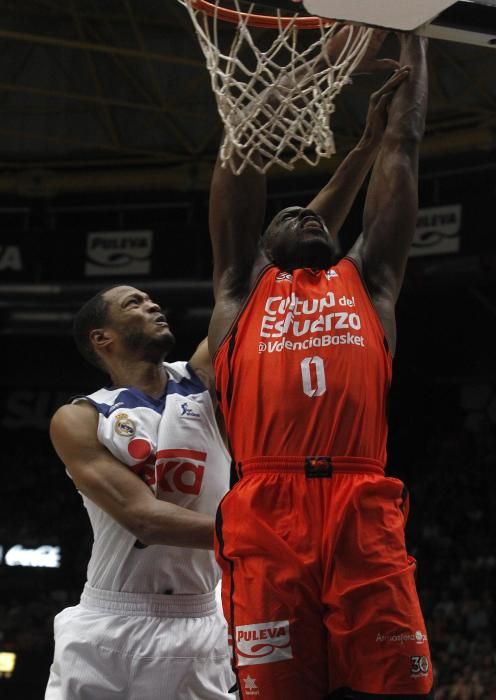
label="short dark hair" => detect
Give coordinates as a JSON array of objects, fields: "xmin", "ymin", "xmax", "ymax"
[{"xmin": 73, "ymin": 287, "xmax": 115, "ymax": 369}]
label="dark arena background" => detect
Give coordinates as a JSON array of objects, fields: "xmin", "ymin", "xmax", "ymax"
[{"xmin": 1, "ymin": 2, "xmax": 496, "ymax": 697}]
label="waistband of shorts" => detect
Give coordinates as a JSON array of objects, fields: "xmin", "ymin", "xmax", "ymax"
[
  {"xmin": 80, "ymin": 583, "xmax": 217, "ymax": 618},
  {"xmin": 238, "ymin": 455, "xmax": 384, "ymax": 476}
]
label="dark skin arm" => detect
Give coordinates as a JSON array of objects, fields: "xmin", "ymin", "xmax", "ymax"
[
  {"xmin": 189, "ymin": 337, "xmax": 217, "ymax": 401},
  {"xmin": 50, "ymin": 402, "xmax": 215, "ymax": 549},
  {"xmin": 307, "ymin": 67, "xmax": 410, "ymax": 237},
  {"xmin": 189, "ymin": 337, "xmax": 227, "ymax": 443},
  {"xmin": 208, "ymin": 67, "xmax": 407, "ymax": 356},
  {"xmin": 349, "ymin": 34, "xmax": 429, "ymax": 356},
  {"xmin": 209, "ymin": 27, "xmax": 397, "ymax": 301}
]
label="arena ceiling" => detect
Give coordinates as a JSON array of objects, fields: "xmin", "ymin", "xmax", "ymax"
[
  {"xmin": 0, "ymin": 0, "xmax": 495, "ymax": 197},
  {"xmin": 1, "ymin": 0, "xmax": 496, "ymax": 342}
]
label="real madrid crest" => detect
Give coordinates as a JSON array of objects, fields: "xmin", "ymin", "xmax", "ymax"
[{"xmin": 114, "ymin": 413, "xmax": 136, "ymax": 438}]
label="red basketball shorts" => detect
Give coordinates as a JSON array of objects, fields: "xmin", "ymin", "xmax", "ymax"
[{"xmin": 214, "ymin": 457, "xmax": 433, "ymax": 699}]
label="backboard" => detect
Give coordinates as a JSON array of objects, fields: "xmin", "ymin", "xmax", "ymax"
[{"xmin": 302, "ymin": 0, "xmax": 496, "ymax": 47}]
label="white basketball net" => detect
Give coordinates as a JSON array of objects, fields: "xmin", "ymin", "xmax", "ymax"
[{"xmin": 178, "ymin": 0, "xmax": 372, "ymax": 174}]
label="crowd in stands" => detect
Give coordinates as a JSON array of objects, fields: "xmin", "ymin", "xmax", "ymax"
[{"xmin": 398, "ymin": 382, "xmax": 496, "ymax": 698}]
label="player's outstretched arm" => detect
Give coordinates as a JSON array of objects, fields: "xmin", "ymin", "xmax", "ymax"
[
  {"xmin": 209, "ymin": 151, "xmax": 268, "ymax": 302},
  {"xmin": 189, "ymin": 337, "xmax": 228, "ymax": 444},
  {"xmin": 323, "ymin": 26, "xmax": 400, "ymax": 75},
  {"xmin": 208, "ymin": 151, "xmax": 269, "ymax": 355},
  {"xmin": 50, "ymin": 402, "xmax": 215, "ymax": 549},
  {"xmin": 357, "ymin": 33, "xmax": 428, "ymax": 352},
  {"xmin": 189, "ymin": 337, "xmax": 219, "ymax": 408},
  {"xmin": 307, "ymin": 67, "xmax": 410, "ymax": 237},
  {"xmin": 208, "ymin": 28, "xmax": 398, "ymax": 299}
]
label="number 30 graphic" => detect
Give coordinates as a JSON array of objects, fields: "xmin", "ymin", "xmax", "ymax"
[{"xmin": 300, "ymin": 356, "xmax": 326, "ymax": 397}]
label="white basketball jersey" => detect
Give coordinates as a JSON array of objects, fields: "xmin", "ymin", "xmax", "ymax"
[{"xmin": 73, "ymin": 361, "xmax": 231, "ymax": 595}]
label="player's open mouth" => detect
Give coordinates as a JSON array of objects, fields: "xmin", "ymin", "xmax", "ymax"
[{"xmin": 301, "ymin": 218, "xmax": 324, "ymax": 235}]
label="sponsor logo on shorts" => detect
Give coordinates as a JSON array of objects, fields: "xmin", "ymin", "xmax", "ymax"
[
  {"xmin": 376, "ymin": 630, "xmax": 427, "ymax": 645},
  {"xmin": 114, "ymin": 413, "xmax": 136, "ymax": 437},
  {"xmin": 236, "ymin": 620, "xmax": 293, "ymax": 667},
  {"xmin": 415, "ymin": 630, "xmax": 428, "ymax": 645},
  {"xmin": 411, "ymin": 655, "xmax": 430, "ymax": 677},
  {"xmin": 243, "ymin": 675, "xmax": 259, "ymax": 696}
]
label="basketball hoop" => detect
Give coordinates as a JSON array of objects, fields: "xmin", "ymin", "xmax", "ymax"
[
  {"xmin": 178, "ymin": 0, "xmax": 372, "ymax": 174},
  {"xmin": 189, "ymin": 0, "xmax": 326, "ymax": 28}
]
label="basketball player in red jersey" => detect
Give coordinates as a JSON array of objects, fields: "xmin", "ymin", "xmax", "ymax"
[{"xmin": 209, "ymin": 33, "xmax": 431, "ymax": 700}]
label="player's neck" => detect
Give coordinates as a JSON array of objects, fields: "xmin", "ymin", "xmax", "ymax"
[{"xmin": 109, "ymin": 359, "xmax": 168, "ymax": 399}]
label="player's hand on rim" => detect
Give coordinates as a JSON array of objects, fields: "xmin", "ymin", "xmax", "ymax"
[
  {"xmin": 325, "ymin": 26, "xmax": 400, "ymax": 74},
  {"xmin": 361, "ymin": 66, "xmax": 411, "ymax": 147}
]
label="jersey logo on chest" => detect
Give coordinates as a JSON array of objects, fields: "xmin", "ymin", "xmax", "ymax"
[
  {"xmin": 179, "ymin": 400, "xmax": 201, "ymax": 419},
  {"xmin": 156, "ymin": 449, "xmax": 207, "ymax": 496},
  {"xmin": 114, "ymin": 413, "xmax": 136, "ymax": 437}
]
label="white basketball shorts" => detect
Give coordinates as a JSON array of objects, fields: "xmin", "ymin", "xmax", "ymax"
[{"xmin": 45, "ymin": 583, "xmax": 236, "ymax": 699}]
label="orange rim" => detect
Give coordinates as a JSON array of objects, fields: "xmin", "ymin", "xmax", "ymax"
[{"xmin": 189, "ymin": 0, "xmax": 331, "ymax": 29}]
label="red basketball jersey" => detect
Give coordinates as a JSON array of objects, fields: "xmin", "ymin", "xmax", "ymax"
[{"xmin": 214, "ymin": 258, "xmax": 392, "ymax": 467}]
